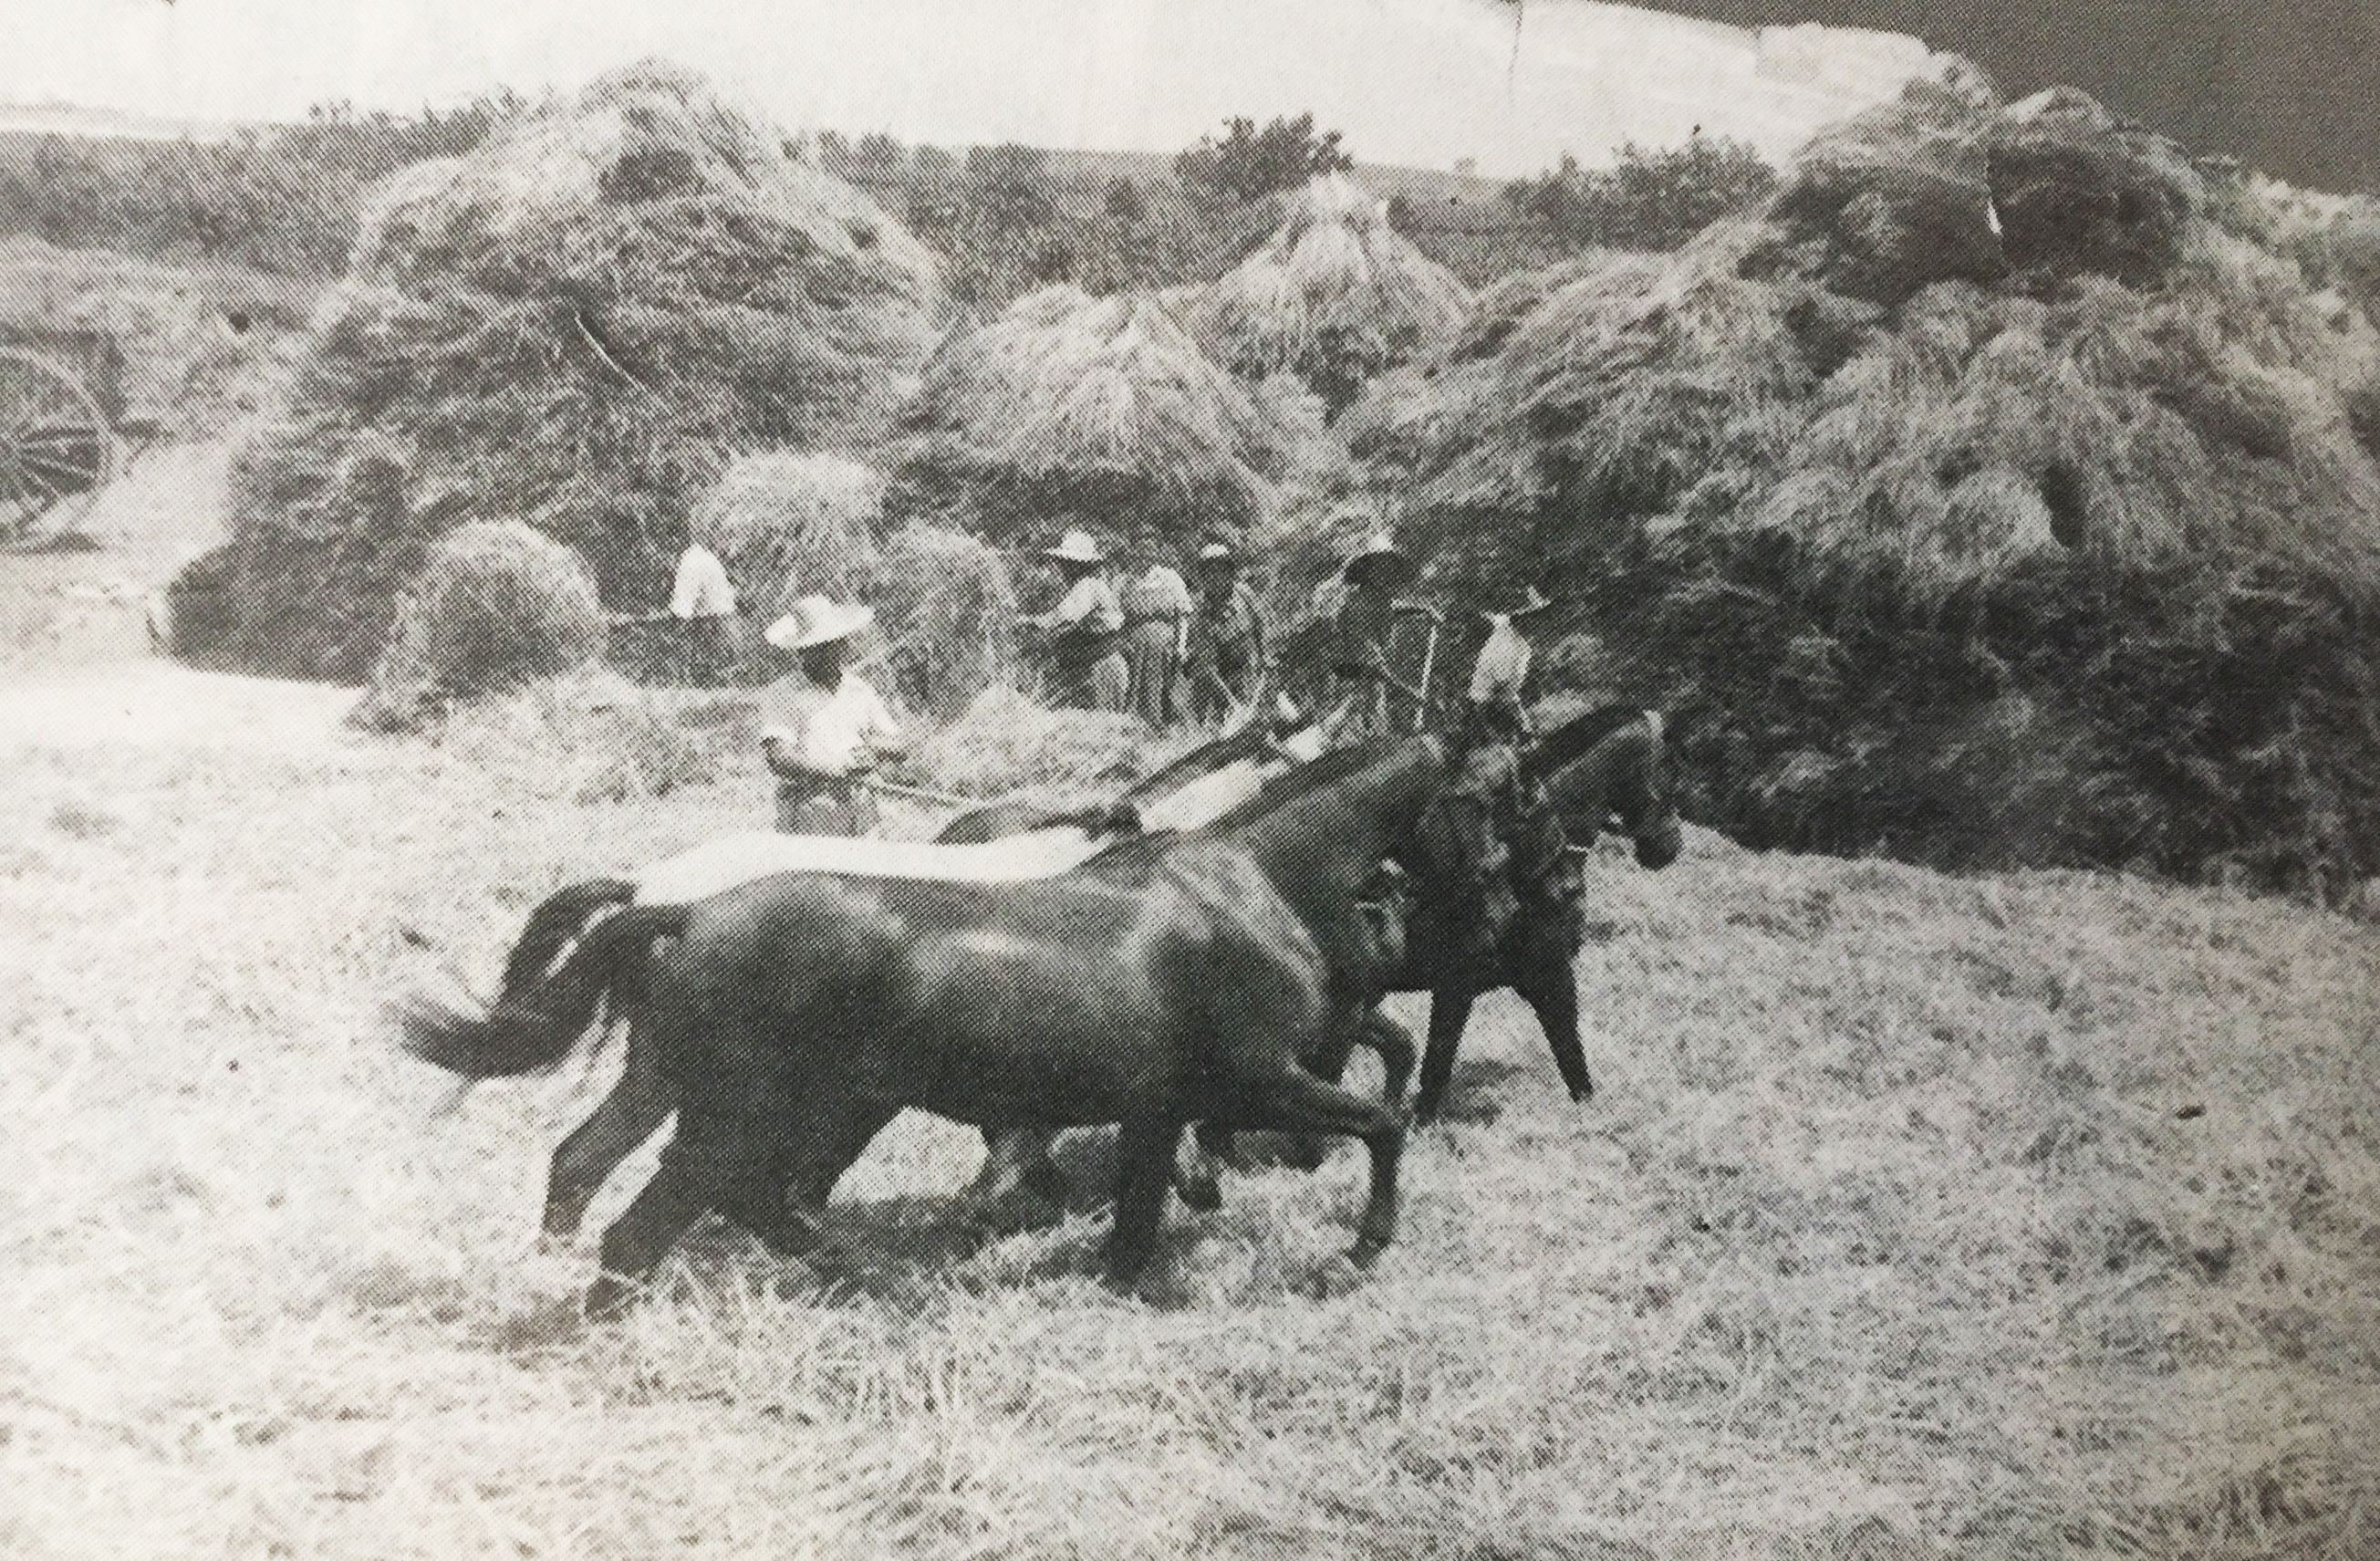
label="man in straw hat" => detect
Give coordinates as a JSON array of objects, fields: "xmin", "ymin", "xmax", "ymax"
[
  {"xmin": 1186, "ymin": 538, "xmax": 1269, "ymax": 726},
  {"xmin": 1464, "ymin": 582, "xmax": 1557, "ymax": 745},
  {"xmin": 1120, "ymin": 526, "xmax": 1195, "ymax": 726},
  {"xmin": 1327, "ymin": 528, "xmax": 1439, "ymax": 741},
  {"xmin": 759, "ymin": 593, "xmax": 908, "ymax": 835},
  {"xmin": 1025, "ymin": 529, "xmax": 1128, "ymax": 712}
]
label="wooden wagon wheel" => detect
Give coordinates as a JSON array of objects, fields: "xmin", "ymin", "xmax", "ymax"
[{"xmin": 0, "ymin": 347, "xmax": 119, "ymax": 545}]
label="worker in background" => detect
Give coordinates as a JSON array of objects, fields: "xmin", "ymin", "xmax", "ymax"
[
  {"xmin": 1327, "ymin": 531, "xmax": 1436, "ymax": 741},
  {"xmin": 1026, "ymin": 529, "xmax": 1128, "ymax": 712},
  {"xmin": 1120, "ymin": 529, "xmax": 1194, "ymax": 726},
  {"xmin": 1463, "ymin": 582, "xmax": 1555, "ymax": 746},
  {"xmin": 758, "ymin": 594, "xmax": 907, "ymax": 835},
  {"xmin": 669, "ymin": 536, "xmax": 739, "ymax": 686},
  {"xmin": 1186, "ymin": 539, "xmax": 1269, "ymax": 726}
]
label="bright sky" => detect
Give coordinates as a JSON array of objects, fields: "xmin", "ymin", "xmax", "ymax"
[{"xmin": 0, "ymin": 0, "xmax": 1936, "ymax": 175}]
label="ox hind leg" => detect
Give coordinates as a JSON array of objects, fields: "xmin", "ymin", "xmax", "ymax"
[
  {"xmin": 544, "ymin": 1017, "xmax": 674, "ymax": 1242},
  {"xmin": 1216, "ymin": 1064, "xmax": 1406, "ymax": 1265},
  {"xmin": 1103, "ymin": 1112, "xmax": 1186, "ymax": 1288},
  {"xmin": 587, "ymin": 1090, "xmax": 772, "ymax": 1322}
]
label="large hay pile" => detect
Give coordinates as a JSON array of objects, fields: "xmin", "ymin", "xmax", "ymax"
[
  {"xmin": 199, "ymin": 59, "xmax": 939, "ymax": 680},
  {"xmin": 1369, "ymin": 79, "xmax": 2380, "ymax": 897},
  {"xmin": 1186, "ymin": 172, "xmax": 1473, "ymax": 415},
  {"xmin": 892, "ymin": 285, "xmax": 1329, "ymax": 546},
  {"xmin": 689, "ymin": 450, "xmax": 887, "ymax": 619}
]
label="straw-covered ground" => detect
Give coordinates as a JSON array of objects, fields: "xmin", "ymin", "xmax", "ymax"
[
  {"xmin": 5, "ymin": 678, "xmax": 2377, "ymax": 1559},
  {"xmin": 4, "ymin": 453, "xmax": 2375, "ymax": 1561}
]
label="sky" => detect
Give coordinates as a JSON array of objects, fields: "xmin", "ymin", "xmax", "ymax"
[{"xmin": 0, "ymin": 0, "xmax": 1940, "ymax": 176}]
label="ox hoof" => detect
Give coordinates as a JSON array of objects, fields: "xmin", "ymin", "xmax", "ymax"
[
  {"xmin": 1303, "ymin": 1253, "xmax": 1369, "ymax": 1300},
  {"xmin": 582, "ymin": 1275, "xmax": 637, "ymax": 1325}
]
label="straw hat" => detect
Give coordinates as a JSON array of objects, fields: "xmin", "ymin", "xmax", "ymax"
[
  {"xmin": 1503, "ymin": 583, "xmax": 1554, "ymax": 619},
  {"xmin": 1044, "ymin": 529, "xmax": 1107, "ymax": 565},
  {"xmin": 765, "ymin": 594, "xmax": 875, "ymax": 650},
  {"xmin": 1195, "ymin": 540, "xmax": 1239, "ymax": 569},
  {"xmin": 1344, "ymin": 533, "xmax": 1416, "ymax": 588}
]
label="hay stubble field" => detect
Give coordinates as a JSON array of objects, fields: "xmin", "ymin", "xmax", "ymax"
[{"xmin": 4, "ymin": 461, "xmax": 2379, "ymax": 1560}]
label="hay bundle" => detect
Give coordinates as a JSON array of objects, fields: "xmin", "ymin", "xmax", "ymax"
[
  {"xmin": 690, "ymin": 450, "xmax": 887, "ymax": 619},
  {"xmin": 351, "ymin": 519, "xmax": 603, "ymax": 730},
  {"xmin": 1763, "ymin": 76, "xmax": 2005, "ymax": 307},
  {"xmin": 875, "ymin": 523, "xmax": 1019, "ymax": 719},
  {"xmin": 1987, "ymin": 88, "xmax": 2205, "ymax": 286},
  {"xmin": 207, "ymin": 58, "xmax": 939, "ymax": 680},
  {"xmin": 913, "ymin": 683, "xmax": 1148, "ymax": 803},
  {"xmin": 893, "ymin": 285, "xmax": 1325, "ymax": 546},
  {"xmin": 1380, "ymin": 88, "xmax": 2380, "ymax": 895},
  {"xmin": 1186, "ymin": 173, "xmax": 1473, "ymax": 414}
]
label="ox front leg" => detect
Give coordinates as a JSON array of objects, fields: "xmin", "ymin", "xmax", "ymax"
[
  {"xmin": 1512, "ymin": 932, "xmax": 1592, "ymax": 1103},
  {"xmin": 1221, "ymin": 1064, "xmax": 1408, "ymax": 1270},
  {"xmin": 1102, "ymin": 1112, "xmax": 1184, "ymax": 1290},
  {"xmin": 1411, "ymin": 983, "xmax": 1480, "ymax": 1128}
]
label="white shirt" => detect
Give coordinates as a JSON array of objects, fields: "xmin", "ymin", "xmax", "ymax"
[
  {"xmin": 1044, "ymin": 574, "xmax": 1122, "ymax": 632},
  {"xmin": 670, "ymin": 544, "xmax": 736, "ymax": 619},
  {"xmin": 761, "ymin": 671, "xmax": 900, "ymax": 777},
  {"xmin": 1469, "ymin": 615, "xmax": 1532, "ymax": 705}
]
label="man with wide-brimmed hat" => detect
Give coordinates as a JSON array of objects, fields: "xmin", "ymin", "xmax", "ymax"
[
  {"xmin": 1185, "ymin": 538, "xmax": 1269, "ymax": 725},
  {"xmin": 759, "ymin": 593, "xmax": 907, "ymax": 835},
  {"xmin": 1328, "ymin": 530, "xmax": 1437, "ymax": 739},
  {"xmin": 1464, "ymin": 582, "xmax": 1557, "ymax": 744},
  {"xmin": 1120, "ymin": 526, "xmax": 1195, "ymax": 726},
  {"xmin": 1025, "ymin": 529, "xmax": 1128, "ymax": 712}
]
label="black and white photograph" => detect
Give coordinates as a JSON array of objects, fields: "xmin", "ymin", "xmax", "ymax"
[{"xmin": 3, "ymin": 1, "xmax": 2376, "ymax": 1556}]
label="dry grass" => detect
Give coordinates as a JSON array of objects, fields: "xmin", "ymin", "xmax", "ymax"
[
  {"xmin": 1187, "ymin": 173, "xmax": 1472, "ymax": 412},
  {"xmin": 4, "ymin": 685, "xmax": 2377, "ymax": 1559}
]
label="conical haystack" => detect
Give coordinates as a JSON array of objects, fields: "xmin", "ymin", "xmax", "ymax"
[
  {"xmin": 200, "ymin": 59, "xmax": 940, "ymax": 680},
  {"xmin": 1188, "ymin": 173, "xmax": 1472, "ymax": 414},
  {"xmin": 893, "ymin": 285, "xmax": 1329, "ymax": 546}
]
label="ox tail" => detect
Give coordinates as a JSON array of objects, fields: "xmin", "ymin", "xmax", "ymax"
[
  {"xmin": 400, "ymin": 900, "xmax": 688, "ymax": 1082},
  {"xmin": 498, "ymin": 878, "xmax": 638, "ymax": 1000}
]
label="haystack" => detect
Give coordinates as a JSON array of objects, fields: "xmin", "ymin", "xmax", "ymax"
[
  {"xmin": 350, "ymin": 519, "xmax": 604, "ymax": 731},
  {"xmin": 690, "ymin": 450, "xmax": 887, "ymax": 619},
  {"xmin": 1186, "ymin": 173, "xmax": 1473, "ymax": 414},
  {"xmin": 202, "ymin": 59, "xmax": 940, "ymax": 680},
  {"xmin": 892, "ymin": 285, "xmax": 1326, "ymax": 546},
  {"xmin": 1380, "ymin": 87, "xmax": 2380, "ymax": 897},
  {"xmin": 874, "ymin": 523, "xmax": 1019, "ymax": 719}
]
